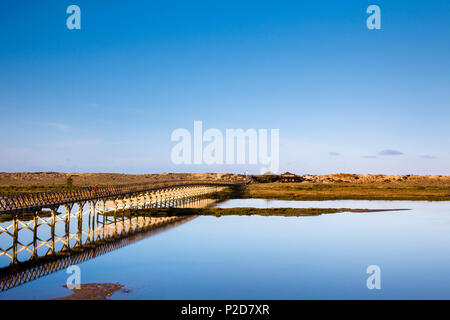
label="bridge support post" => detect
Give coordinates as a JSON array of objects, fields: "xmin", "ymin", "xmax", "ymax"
[
  {"xmin": 77, "ymin": 203, "xmax": 83, "ymax": 247},
  {"xmin": 121, "ymin": 205, "xmax": 125, "ymax": 234},
  {"xmin": 102, "ymin": 205, "xmax": 106, "ymax": 239},
  {"xmin": 91, "ymin": 202, "xmax": 96, "ymax": 241},
  {"xmin": 64, "ymin": 205, "xmax": 72, "ymax": 252},
  {"xmin": 87, "ymin": 202, "xmax": 92, "ymax": 244},
  {"xmin": 49, "ymin": 208, "xmax": 57, "ymax": 255},
  {"xmin": 11, "ymin": 216, "xmax": 18, "ymax": 265},
  {"xmin": 32, "ymin": 212, "xmax": 38, "ymax": 260},
  {"xmin": 113, "ymin": 202, "xmax": 118, "ymax": 236}
]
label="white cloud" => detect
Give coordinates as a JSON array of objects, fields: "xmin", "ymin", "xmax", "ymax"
[{"xmin": 378, "ymin": 149, "xmax": 404, "ymax": 156}]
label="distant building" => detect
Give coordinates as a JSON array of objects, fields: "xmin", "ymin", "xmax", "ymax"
[{"xmin": 280, "ymin": 172, "xmax": 303, "ymax": 183}]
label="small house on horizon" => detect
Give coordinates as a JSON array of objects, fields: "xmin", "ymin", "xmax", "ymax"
[{"xmin": 280, "ymin": 172, "xmax": 303, "ymax": 183}]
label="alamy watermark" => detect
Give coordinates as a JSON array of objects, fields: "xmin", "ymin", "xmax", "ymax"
[
  {"xmin": 66, "ymin": 265, "xmax": 81, "ymax": 290},
  {"xmin": 366, "ymin": 265, "xmax": 381, "ymax": 290},
  {"xmin": 65, "ymin": 5, "xmax": 379, "ymax": 31},
  {"xmin": 366, "ymin": 5, "xmax": 381, "ymax": 30},
  {"xmin": 171, "ymin": 121, "xmax": 279, "ymax": 174},
  {"xmin": 66, "ymin": 5, "xmax": 81, "ymax": 30}
]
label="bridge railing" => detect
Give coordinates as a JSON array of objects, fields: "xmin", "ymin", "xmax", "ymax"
[{"xmin": 0, "ymin": 179, "xmax": 248, "ymax": 215}]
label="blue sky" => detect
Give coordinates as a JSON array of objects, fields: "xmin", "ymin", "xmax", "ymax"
[{"xmin": 0, "ymin": 0, "xmax": 449, "ymax": 174}]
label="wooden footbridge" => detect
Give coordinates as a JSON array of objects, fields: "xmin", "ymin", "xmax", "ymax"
[
  {"xmin": 0, "ymin": 179, "xmax": 244, "ymax": 216},
  {"xmin": 0, "ymin": 179, "xmax": 247, "ymax": 292}
]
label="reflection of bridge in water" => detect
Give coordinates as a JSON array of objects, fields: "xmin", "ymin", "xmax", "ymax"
[{"xmin": 0, "ymin": 180, "xmax": 238, "ymax": 292}]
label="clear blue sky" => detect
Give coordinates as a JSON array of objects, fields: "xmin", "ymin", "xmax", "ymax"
[{"xmin": 0, "ymin": 0, "xmax": 449, "ymax": 174}]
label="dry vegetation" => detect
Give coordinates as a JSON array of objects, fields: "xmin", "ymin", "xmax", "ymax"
[
  {"xmin": 0, "ymin": 172, "xmax": 449, "ymax": 201},
  {"xmin": 0, "ymin": 172, "xmax": 245, "ymax": 194},
  {"xmin": 248, "ymin": 174, "xmax": 450, "ymax": 201},
  {"xmin": 103, "ymin": 207, "xmax": 408, "ymax": 218}
]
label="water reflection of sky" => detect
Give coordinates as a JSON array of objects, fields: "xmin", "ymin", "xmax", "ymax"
[{"xmin": 1, "ymin": 200, "xmax": 450, "ymax": 300}]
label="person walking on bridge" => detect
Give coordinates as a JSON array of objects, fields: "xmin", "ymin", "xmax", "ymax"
[{"xmin": 94, "ymin": 185, "xmax": 98, "ymax": 192}]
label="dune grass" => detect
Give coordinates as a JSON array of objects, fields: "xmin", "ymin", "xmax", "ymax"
[
  {"xmin": 2, "ymin": 179, "xmax": 449, "ymax": 201},
  {"xmin": 100, "ymin": 207, "xmax": 408, "ymax": 218},
  {"xmin": 244, "ymin": 183, "xmax": 450, "ymax": 201}
]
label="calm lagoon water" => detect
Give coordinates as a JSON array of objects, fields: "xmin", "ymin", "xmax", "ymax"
[{"xmin": 1, "ymin": 199, "xmax": 450, "ymax": 300}]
